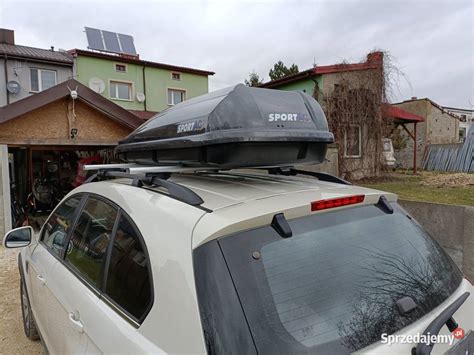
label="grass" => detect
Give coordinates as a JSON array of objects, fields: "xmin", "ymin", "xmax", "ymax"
[{"xmin": 358, "ymin": 172, "xmax": 474, "ymax": 206}]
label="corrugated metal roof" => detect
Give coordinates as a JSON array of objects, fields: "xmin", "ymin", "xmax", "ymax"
[{"xmin": 0, "ymin": 43, "xmax": 73, "ymax": 64}]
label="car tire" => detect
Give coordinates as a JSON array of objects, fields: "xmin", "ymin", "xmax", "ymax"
[{"xmin": 20, "ymin": 275, "xmax": 39, "ymax": 341}]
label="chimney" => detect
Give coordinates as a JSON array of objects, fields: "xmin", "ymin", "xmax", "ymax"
[
  {"xmin": 411, "ymin": 96, "xmax": 417, "ymax": 100},
  {"xmin": 0, "ymin": 28, "xmax": 14, "ymax": 45},
  {"xmin": 367, "ymin": 51, "xmax": 383, "ymax": 65}
]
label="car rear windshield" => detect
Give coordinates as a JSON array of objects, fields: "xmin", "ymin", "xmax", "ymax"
[{"xmin": 193, "ymin": 203, "xmax": 462, "ymax": 354}]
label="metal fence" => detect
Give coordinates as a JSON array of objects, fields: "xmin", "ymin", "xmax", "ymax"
[{"xmin": 423, "ymin": 129, "xmax": 473, "ymax": 172}]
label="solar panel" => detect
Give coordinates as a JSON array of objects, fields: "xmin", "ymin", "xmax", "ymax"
[
  {"xmin": 84, "ymin": 27, "xmax": 138, "ymax": 55},
  {"xmin": 102, "ymin": 30, "xmax": 121, "ymax": 53},
  {"xmin": 85, "ymin": 27, "xmax": 105, "ymax": 51},
  {"xmin": 118, "ymin": 33, "xmax": 137, "ymax": 55}
]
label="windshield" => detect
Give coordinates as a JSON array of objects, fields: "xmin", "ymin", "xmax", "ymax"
[{"xmin": 193, "ymin": 203, "xmax": 462, "ymax": 354}]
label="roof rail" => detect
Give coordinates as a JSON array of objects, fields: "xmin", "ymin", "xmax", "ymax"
[
  {"xmin": 84, "ymin": 168, "xmax": 205, "ymax": 207},
  {"xmin": 267, "ymin": 167, "xmax": 351, "ymax": 185},
  {"xmin": 83, "ymin": 163, "xmax": 219, "ymax": 174}
]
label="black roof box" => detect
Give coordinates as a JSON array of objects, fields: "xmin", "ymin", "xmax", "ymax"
[{"xmin": 116, "ymin": 84, "xmax": 334, "ymax": 168}]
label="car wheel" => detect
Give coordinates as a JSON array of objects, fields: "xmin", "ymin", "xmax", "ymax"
[{"xmin": 20, "ymin": 275, "xmax": 39, "ymax": 341}]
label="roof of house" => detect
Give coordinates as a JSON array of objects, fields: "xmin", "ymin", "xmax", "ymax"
[
  {"xmin": 260, "ymin": 52, "xmax": 383, "ymax": 88},
  {"xmin": 385, "ymin": 104, "xmax": 424, "ymax": 123},
  {"xmin": 69, "ymin": 49, "xmax": 215, "ymax": 76},
  {"xmin": 393, "ymin": 97, "xmax": 460, "ymax": 120},
  {"xmin": 0, "ymin": 43, "xmax": 73, "ymax": 65},
  {"xmin": 129, "ymin": 109, "xmax": 159, "ymax": 121},
  {"xmin": 442, "ymin": 106, "xmax": 474, "ymax": 114},
  {"xmin": 0, "ymin": 79, "xmax": 143, "ymax": 129}
]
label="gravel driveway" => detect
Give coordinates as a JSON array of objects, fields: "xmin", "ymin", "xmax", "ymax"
[{"xmin": 0, "ymin": 246, "xmax": 45, "ymax": 354}]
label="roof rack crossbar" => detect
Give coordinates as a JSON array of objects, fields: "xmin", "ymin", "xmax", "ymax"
[
  {"xmin": 268, "ymin": 167, "xmax": 351, "ymax": 185},
  {"xmin": 89, "ymin": 170, "xmax": 204, "ymax": 206}
]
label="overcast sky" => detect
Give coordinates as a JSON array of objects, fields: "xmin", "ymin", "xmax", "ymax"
[{"xmin": 1, "ymin": 0, "xmax": 472, "ymax": 107}]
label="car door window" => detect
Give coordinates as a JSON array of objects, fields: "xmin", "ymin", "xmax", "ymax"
[
  {"xmin": 105, "ymin": 213, "xmax": 152, "ymax": 321},
  {"xmin": 65, "ymin": 197, "xmax": 118, "ymax": 287},
  {"xmin": 42, "ymin": 195, "xmax": 83, "ymax": 257}
]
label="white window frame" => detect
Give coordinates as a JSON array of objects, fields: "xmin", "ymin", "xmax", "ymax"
[
  {"xmin": 109, "ymin": 80, "xmax": 133, "ymax": 101},
  {"xmin": 30, "ymin": 68, "xmax": 57, "ymax": 92},
  {"xmin": 344, "ymin": 124, "xmax": 362, "ymax": 158},
  {"xmin": 167, "ymin": 88, "xmax": 186, "ymax": 106},
  {"xmin": 115, "ymin": 63, "xmax": 127, "ymax": 73},
  {"xmin": 171, "ymin": 72, "xmax": 181, "ymax": 81}
]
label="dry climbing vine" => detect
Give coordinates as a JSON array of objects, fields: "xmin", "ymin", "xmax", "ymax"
[{"xmin": 315, "ymin": 51, "xmax": 402, "ymax": 179}]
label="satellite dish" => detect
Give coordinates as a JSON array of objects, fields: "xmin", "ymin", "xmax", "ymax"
[
  {"xmin": 88, "ymin": 78, "xmax": 105, "ymax": 94},
  {"xmin": 136, "ymin": 92, "xmax": 146, "ymax": 103},
  {"xmin": 6, "ymin": 81, "xmax": 21, "ymax": 94}
]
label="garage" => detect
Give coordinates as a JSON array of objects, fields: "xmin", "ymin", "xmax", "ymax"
[{"xmin": 0, "ymin": 79, "xmax": 143, "ymax": 234}]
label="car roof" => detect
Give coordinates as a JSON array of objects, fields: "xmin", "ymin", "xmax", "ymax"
[
  {"xmin": 72, "ymin": 170, "xmax": 396, "ymax": 249},
  {"xmin": 155, "ymin": 171, "xmax": 385, "ymax": 211}
]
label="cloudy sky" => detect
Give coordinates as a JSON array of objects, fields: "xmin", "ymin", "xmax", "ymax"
[{"xmin": 1, "ymin": 0, "xmax": 472, "ymax": 107}]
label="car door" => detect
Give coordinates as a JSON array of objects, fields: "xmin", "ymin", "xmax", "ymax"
[
  {"xmin": 43, "ymin": 195, "xmax": 119, "ymax": 354},
  {"xmin": 28, "ymin": 194, "xmax": 83, "ymax": 350},
  {"xmin": 27, "ymin": 242, "xmax": 56, "ymax": 340},
  {"xmin": 84, "ymin": 211, "xmax": 156, "ymax": 353}
]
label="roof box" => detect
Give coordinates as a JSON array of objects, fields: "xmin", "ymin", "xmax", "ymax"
[{"xmin": 116, "ymin": 84, "xmax": 334, "ymax": 168}]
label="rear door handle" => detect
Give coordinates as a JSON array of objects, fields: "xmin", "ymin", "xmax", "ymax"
[
  {"xmin": 36, "ymin": 274, "xmax": 45, "ymax": 286},
  {"xmin": 68, "ymin": 312, "xmax": 84, "ymax": 333}
]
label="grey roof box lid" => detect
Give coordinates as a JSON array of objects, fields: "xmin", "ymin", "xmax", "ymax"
[{"xmin": 116, "ymin": 84, "xmax": 334, "ymax": 168}]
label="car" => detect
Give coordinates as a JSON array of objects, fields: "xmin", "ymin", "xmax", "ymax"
[
  {"xmin": 3, "ymin": 166, "xmax": 474, "ymax": 355},
  {"xmin": 382, "ymin": 138, "xmax": 396, "ymax": 168}
]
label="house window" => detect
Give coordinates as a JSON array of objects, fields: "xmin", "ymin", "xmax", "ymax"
[
  {"xmin": 171, "ymin": 72, "xmax": 181, "ymax": 81},
  {"xmin": 30, "ymin": 68, "xmax": 57, "ymax": 92},
  {"xmin": 110, "ymin": 81, "xmax": 132, "ymax": 101},
  {"xmin": 115, "ymin": 64, "xmax": 127, "ymax": 73},
  {"xmin": 344, "ymin": 125, "xmax": 362, "ymax": 158},
  {"xmin": 167, "ymin": 89, "xmax": 185, "ymax": 105}
]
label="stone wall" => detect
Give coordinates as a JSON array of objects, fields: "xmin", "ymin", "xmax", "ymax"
[
  {"xmin": 393, "ymin": 99, "xmax": 460, "ymax": 168},
  {"xmin": 393, "ymin": 100, "xmax": 428, "ymax": 168},
  {"xmin": 296, "ymin": 145, "xmax": 339, "ymax": 176},
  {"xmin": 400, "ymin": 199, "xmax": 474, "ymax": 281},
  {"xmin": 427, "ymin": 104, "xmax": 459, "ymax": 144},
  {"xmin": 0, "ymin": 145, "xmax": 12, "ymax": 237}
]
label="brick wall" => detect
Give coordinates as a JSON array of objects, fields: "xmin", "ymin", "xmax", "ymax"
[{"xmin": 0, "ymin": 99, "xmax": 131, "ymax": 145}]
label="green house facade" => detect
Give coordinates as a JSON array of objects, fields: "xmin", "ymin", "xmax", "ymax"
[
  {"xmin": 265, "ymin": 76, "xmax": 323, "ymax": 97},
  {"xmin": 70, "ymin": 49, "xmax": 214, "ymax": 114}
]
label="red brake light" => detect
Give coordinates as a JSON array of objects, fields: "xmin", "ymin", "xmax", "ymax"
[{"xmin": 311, "ymin": 195, "xmax": 365, "ymax": 211}]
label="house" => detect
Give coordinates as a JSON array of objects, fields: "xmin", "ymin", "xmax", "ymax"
[
  {"xmin": 442, "ymin": 106, "xmax": 473, "ymax": 142},
  {"xmin": 0, "ymin": 28, "xmax": 215, "ymax": 234},
  {"xmin": 392, "ymin": 98, "xmax": 460, "ymax": 168},
  {"xmin": 0, "ymin": 79, "xmax": 143, "ymax": 236},
  {"xmin": 69, "ymin": 48, "xmax": 214, "ymax": 117},
  {"xmin": 0, "ymin": 28, "xmax": 73, "ymax": 107},
  {"xmin": 261, "ymin": 52, "xmax": 389, "ymax": 179}
]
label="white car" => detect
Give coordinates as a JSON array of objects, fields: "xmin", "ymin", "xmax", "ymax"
[
  {"xmin": 4, "ymin": 167, "xmax": 473, "ymax": 354},
  {"xmin": 382, "ymin": 138, "xmax": 396, "ymax": 167}
]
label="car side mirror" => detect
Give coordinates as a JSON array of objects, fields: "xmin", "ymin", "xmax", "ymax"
[{"xmin": 3, "ymin": 226, "xmax": 33, "ymax": 248}]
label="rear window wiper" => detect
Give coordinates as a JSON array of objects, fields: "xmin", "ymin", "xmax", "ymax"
[{"xmin": 414, "ymin": 292, "xmax": 470, "ymax": 355}]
